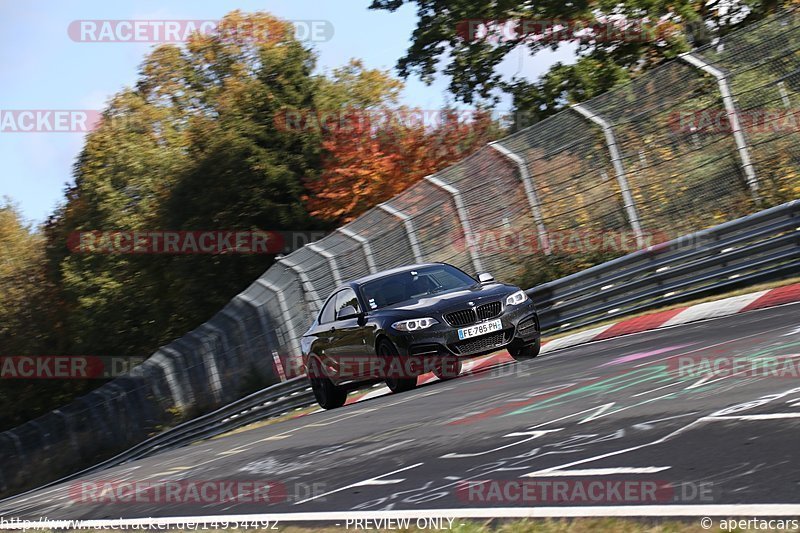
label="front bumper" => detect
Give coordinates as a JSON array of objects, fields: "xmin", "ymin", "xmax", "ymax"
[{"xmin": 390, "ymin": 300, "xmax": 540, "ymax": 359}]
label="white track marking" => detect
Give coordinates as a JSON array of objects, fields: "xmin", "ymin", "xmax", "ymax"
[
  {"xmin": 578, "ymin": 403, "xmax": 616, "ymax": 424},
  {"xmin": 294, "ymin": 463, "xmax": 423, "ymax": 505},
  {"xmin": 631, "ymin": 412, "xmax": 699, "ymax": 430},
  {"xmin": 633, "ymin": 322, "xmax": 797, "ymax": 368},
  {"xmin": 631, "ymin": 381, "xmax": 683, "ymax": 397},
  {"xmin": 363, "ymin": 440, "xmax": 415, "ymax": 456},
  {"xmin": 784, "ymin": 326, "xmax": 800, "ymax": 337},
  {"xmin": 703, "ymin": 413, "xmax": 800, "ymax": 421},
  {"xmin": 524, "ymin": 387, "xmax": 800, "ymax": 478},
  {"xmin": 529, "ymin": 467, "xmax": 671, "ymax": 477},
  {"xmin": 440, "ymin": 430, "xmax": 562, "ymax": 459},
  {"xmin": 528, "ymin": 403, "xmax": 628, "ymax": 430}
]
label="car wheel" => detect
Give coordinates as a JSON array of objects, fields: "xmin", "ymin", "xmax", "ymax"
[
  {"xmin": 510, "ymin": 337, "xmax": 541, "ymax": 361},
  {"xmin": 432, "ymin": 355, "xmax": 462, "ymax": 381},
  {"xmin": 307, "ymin": 358, "xmax": 348, "ymax": 409},
  {"xmin": 378, "ymin": 339, "xmax": 417, "ymax": 393}
]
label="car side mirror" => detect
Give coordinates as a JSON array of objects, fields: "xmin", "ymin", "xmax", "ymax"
[
  {"xmin": 477, "ymin": 272, "xmax": 494, "ymax": 284},
  {"xmin": 336, "ymin": 305, "xmax": 360, "ymax": 320}
]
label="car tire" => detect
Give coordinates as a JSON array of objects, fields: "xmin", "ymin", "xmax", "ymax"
[
  {"xmin": 378, "ymin": 339, "xmax": 417, "ymax": 393},
  {"xmin": 510, "ymin": 337, "xmax": 541, "ymax": 361},
  {"xmin": 432, "ymin": 355, "xmax": 462, "ymax": 381},
  {"xmin": 307, "ymin": 358, "xmax": 348, "ymax": 409}
]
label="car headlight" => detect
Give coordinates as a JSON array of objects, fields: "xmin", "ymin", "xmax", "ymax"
[
  {"xmin": 505, "ymin": 290, "xmax": 529, "ymax": 306},
  {"xmin": 392, "ymin": 317, "xmax": 439, "ymax": 332}
]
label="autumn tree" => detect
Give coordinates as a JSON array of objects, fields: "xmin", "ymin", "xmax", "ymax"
[
  {"xmin": 0, "ymin": 201, "xmax": 85, "ymax": 430},
  {"xmin": 305, "ymin": 107, "xmax": 502, "ymax": 224},
  {"xmin": 44, "ymin": 11, "xmax": 335, "ymax": 364}
]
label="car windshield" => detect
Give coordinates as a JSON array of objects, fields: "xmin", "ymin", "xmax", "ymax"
[{"xmin": 360, "ymin": 264, "xmax": 476, "ymax": 310}]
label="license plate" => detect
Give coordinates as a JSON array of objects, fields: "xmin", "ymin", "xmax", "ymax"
[{"xmin": 458, "ymin": 318, "xmax": 503, "ymax": 340}]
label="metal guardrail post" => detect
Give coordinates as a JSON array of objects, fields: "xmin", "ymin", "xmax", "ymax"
[
  {"xmin": 572, "ymin": 103, "xmax": 646, "ymax": 248},
  {"xmin": 218, "ymin": 309, "xmax": 245, "ymax": 362},
  {"xmin": 777, "ymin": 81, "xmax": 792, "ymax": 108},
  {"xmin": 423, "ymin": 174, "xmax": 484, "ymax": 273},
  {"xmin": 255, "ymin": 279, "xmax": 303, "ymax": 361},
  {"xmin": 278, "ymin": 256, "xmax": 323, "ymax": 312},
  {"xmin": 189, "ymin": 330, "xmax": 223, "ymax": 403},
  {"xmin": 378, "ymin": 202, "xmax": 424, "ymax": 263},
  {"xmin": 161, "ymin": 346, "xmax": 197, "ymax": 407},
  {"xmin": 337, "ymin": 227, "xmax": 378, "ymax": 274},
  {"xmin": 148, "ymin": 351, "xmax": 188, "ymax": 409},
  {"xmin": 680, "ymin": 52, "xmax": 759, "ymax": 200},
  {"xmin": 235, "ymin": 293, "xmax": 271, "ymax": 342},
  {"xmin": 489, "ymin": 141, "xmax": 551, "ymax": 255},
  {"xmin": 307, "ymin": 242, "xmax": 343, "ymax": 286},
  {"xmin": 235, "ymin": 293, "xmax": 287, "ymax": 381}
]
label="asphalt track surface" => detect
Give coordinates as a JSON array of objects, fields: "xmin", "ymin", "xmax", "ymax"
[{"xmin": 2, "ymin": 303, "xmax": 799, "ymax": 521}]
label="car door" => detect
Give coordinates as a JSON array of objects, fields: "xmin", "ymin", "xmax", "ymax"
[
  {"xmin": 306, "ymin": 294, "xmax": 339, "ymax": 376},
  {"xmin": 328, "ymin": 288, "xmax": 370, "ymax": 381}
]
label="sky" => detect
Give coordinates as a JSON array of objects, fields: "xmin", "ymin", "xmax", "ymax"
[{"xmin": 0, "ymin": 0, "xmax": 576, "ymax": 225}]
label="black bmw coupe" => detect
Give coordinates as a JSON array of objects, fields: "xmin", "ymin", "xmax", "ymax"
[{"xmin": 300, "ymin": 262, "xmax": 541, "ymax": 409}]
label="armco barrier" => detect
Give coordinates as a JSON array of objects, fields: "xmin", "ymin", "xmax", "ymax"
[
  {"xmin": 530, "ymin": 200, "xmax": 800, "ymax": 332},
  {"xmin": 1, "ymin": 7, "xmax": 800, "ymax": 498}
]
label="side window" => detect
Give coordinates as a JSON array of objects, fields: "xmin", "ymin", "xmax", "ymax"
[
  {"xmin": 319, "ymin": 295, "xmax": 337, "ymax": 324},
  {"xmin": 334, "ymin": 288, "xmax": 360, "ymax": 318}
]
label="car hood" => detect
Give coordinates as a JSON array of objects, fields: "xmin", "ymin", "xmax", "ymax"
[{"xmin": 370, "ymin": 283, "xmax": 518, "ymax": 317}]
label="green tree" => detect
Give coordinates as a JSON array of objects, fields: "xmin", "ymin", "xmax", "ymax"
[
  {"xmin": 44, "ymin": 12, "xmax": 330, "ymax": 362},
  {"xmin": 370, "ymin": 0, "xmax": 791, "ymax": 123},
  {"xmin": 0, "ymin": 200, "xmax": 87, "ymax": 430}
]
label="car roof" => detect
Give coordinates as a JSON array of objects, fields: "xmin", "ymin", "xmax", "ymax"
[{"xmin": 347, "ymin": 262, "xmax": 449, "ymax": 287}]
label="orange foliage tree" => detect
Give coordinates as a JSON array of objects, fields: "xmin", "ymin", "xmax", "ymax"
[{"xmin": 304, "ymin": 107, "xmax": 501, "ymax": 224}]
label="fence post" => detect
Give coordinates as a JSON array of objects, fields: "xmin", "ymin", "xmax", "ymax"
[
  {"xmin": 423, "ymin": 174, "xmax": 484, "ymax": 273},
  {"xmin": 188, "ymin": 330, "xmax": 223, "ymax": 404},
  {"xmin": 307, "ymin": 242, "xmax": 343, "ymax": 286},
  {"xmin": 148, "ymin": 350, "xmax": 188, "ymax": 409},
  {"xmin": 679, "ymin": 52, "xmax": 759, "ymax": 200},
  {"xmin": 378, "ymin": 202, "xmax": 424, "ymax": 263},
  {"xmin": 236, "ymin": 293, "xmax": 286, "ymax": 381},
  {"xmin": 337, "ymin": 227, "xmax": 378, "ymax": 274},
  {"xmin": 489, "ymin": 141, "xmax": 551, "ymax": 255},
  {"xmin": 255, "ymin": 278, "xmax": 303, "ymax": 362},
  {"xmin": 278, "ymin": 256, "xmax": 323, "ymax": 312},
  {"xmin": 572, "ymin": 103, "xmax": 646, "ymax": 248}
]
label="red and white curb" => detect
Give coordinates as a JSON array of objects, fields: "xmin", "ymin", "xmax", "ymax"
[
  {"xmin": 344, "ymin": 283, "xmax": 800, "ymax": 405},
  {"xmin": 541, "ymin": 282, "xmax": 800, "ymax": 354}
]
